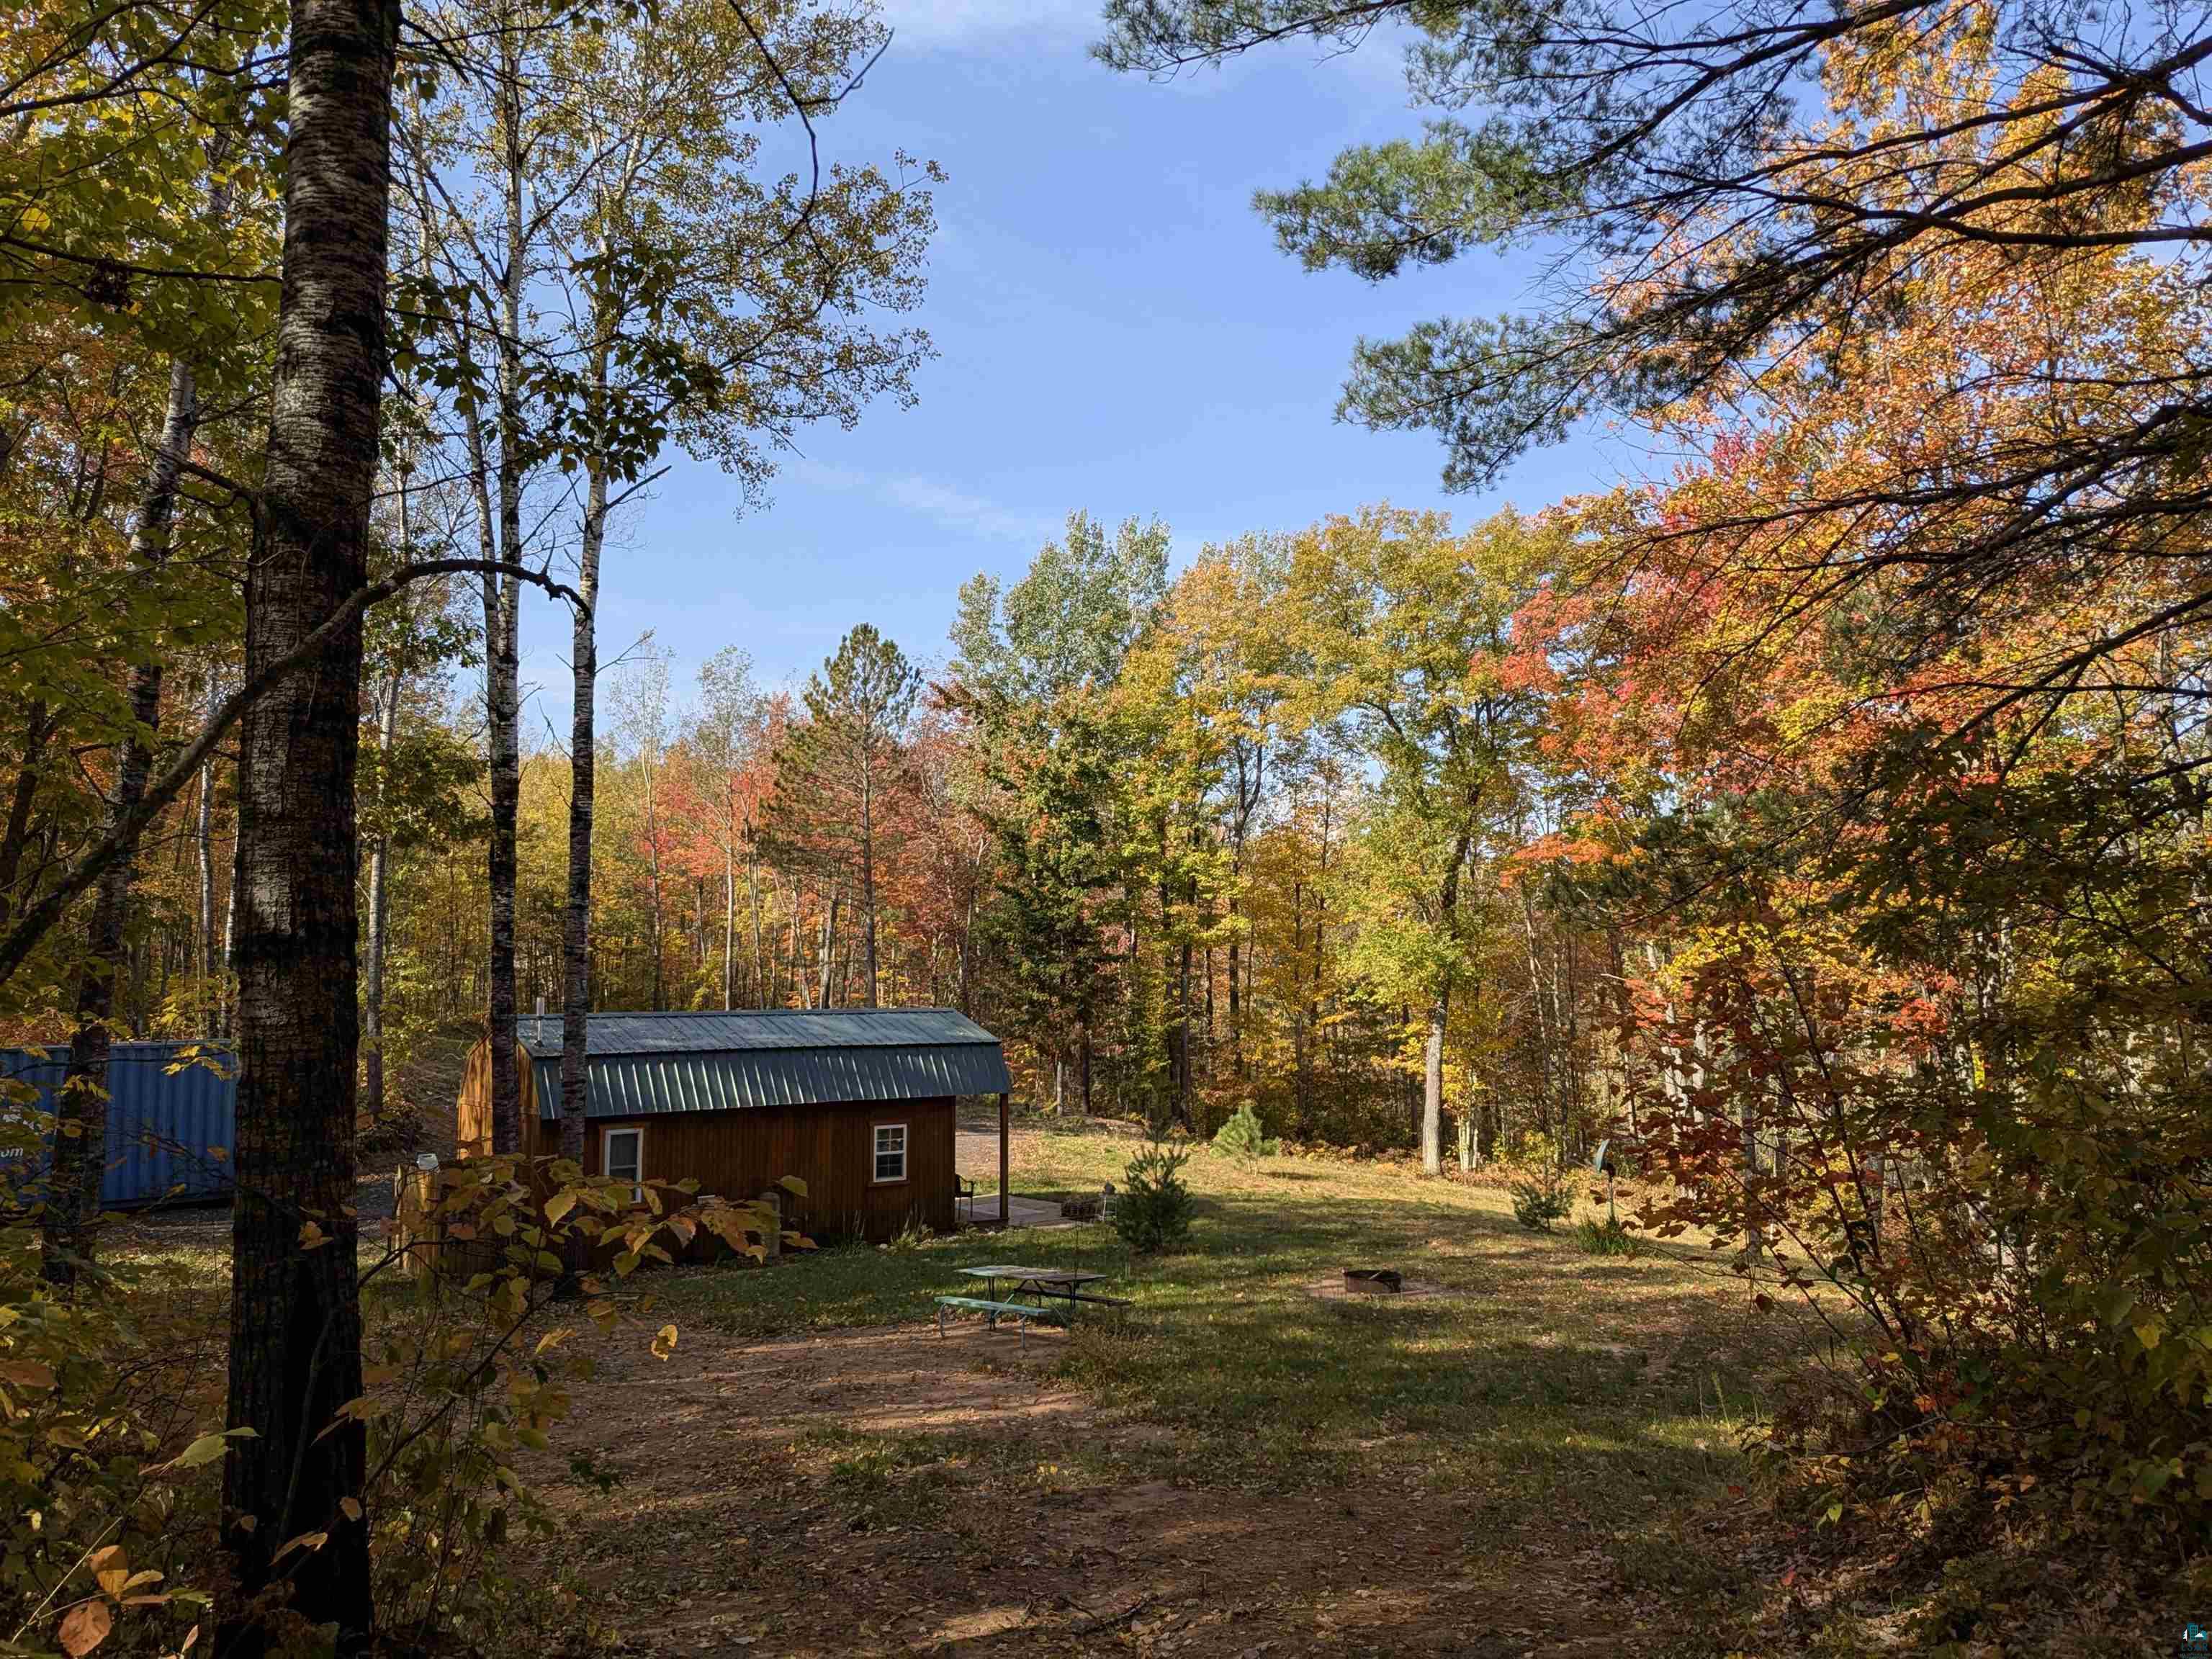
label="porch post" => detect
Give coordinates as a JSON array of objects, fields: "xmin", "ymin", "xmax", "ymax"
[{"xmin": 999, "ymin": 1089, "xmax": 1010, "ymax": 1228}]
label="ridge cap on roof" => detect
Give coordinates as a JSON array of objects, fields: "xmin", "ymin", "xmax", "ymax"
[{"xmin": 513, "ymin": 1006, "xmax": 999, "ymax": 1058}]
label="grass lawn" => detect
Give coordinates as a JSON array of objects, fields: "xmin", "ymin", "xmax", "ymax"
[
  {"xmin": 601, "ymin": 1118, "xmax": 1817, "ymax": 1655},
  {"xmin": 107, "ymin": 1115, "xmax": 1822, "ymax": 1654}
]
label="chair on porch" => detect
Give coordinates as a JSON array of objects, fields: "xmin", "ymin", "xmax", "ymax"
[{"xmin": 958, "ymin": 1091, "xmax": 1014, "ymax": 1227}]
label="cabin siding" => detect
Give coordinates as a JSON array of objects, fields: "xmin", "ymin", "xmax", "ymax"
[
  {"xmin": 576, "ymin": 1097, "xmax": 957, "ymax": 1241},
  {"xmin": 457, "ymin": 1032, "xmax": 958, "ymax": 1241}
]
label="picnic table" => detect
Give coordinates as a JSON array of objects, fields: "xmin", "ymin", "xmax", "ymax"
[
  {"xmin": 932, "ymin": 1264, "xmax": 1130, "ymax": 1347},
  {"xmin": 959, "ymin": 1264, "xmax": 1116, "ymax": 1313}
]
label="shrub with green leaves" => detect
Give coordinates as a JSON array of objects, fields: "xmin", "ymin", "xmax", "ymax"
[
  {"xmin": 0, "ymin": 1095, "xmax": 228, "ymax": 1659},
  {"xmin": 1210, "ymin": 1101, "xmax": 1277, "ymax": 1161},
  {"xmin": 1115, "ymin": 1145, "xmax": 1195, "ymax": 1254},
  {"xmin": 1575, "ymin": 1215, "xmax": 1637, "ymax": 1256},
  {"xmin": 0, "ymin": 1088, "xmax": 804, "ymax": 1658}
]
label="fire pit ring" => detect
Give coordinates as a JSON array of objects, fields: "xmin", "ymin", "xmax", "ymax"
[{"xmin": 1343, "ymin": 1268, "xmax": 1403, "ymax": 1295}]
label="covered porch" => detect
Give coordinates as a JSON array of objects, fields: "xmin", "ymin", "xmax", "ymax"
[{"xmin": 955, "ymin": 1092, "xmax": 1083, "ymax": 1230}]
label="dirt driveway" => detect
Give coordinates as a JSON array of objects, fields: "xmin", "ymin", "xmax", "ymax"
[{"xmin": 534, "ymin": 1320, "xmax": 1635, "ymax": 1658}]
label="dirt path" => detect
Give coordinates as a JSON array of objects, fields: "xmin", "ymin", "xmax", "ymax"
[{"xmin": 535, "ymin": 1321, "xmax": 1637, "ymax": 1657}]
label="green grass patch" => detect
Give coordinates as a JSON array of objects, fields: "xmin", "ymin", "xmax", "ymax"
[{"xmin": 657, "ymin": 1133, "xmax": 1809, "ymax": 1547}]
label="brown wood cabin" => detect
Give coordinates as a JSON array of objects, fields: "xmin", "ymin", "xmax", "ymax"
[{"xmin": 455, "ymin": 1009, "xmax": 1011, "ymax": 1243}]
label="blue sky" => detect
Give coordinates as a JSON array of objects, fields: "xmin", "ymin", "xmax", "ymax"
[{"xmin": 513, "ymin": 0, "xmax": 1629, "ymax": 729}]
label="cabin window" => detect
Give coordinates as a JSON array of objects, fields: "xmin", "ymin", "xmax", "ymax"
[
  {"xmin": 603, "ymin": 1126, "xmax": 644, "ymax": 1200},
  {"xmin": 873, "ymin": 1123, "xmax": 907, "ymax": 1184}
]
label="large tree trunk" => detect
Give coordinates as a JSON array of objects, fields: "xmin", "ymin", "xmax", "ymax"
[
  {"xmin": 0, "ymin": 701, "xmax": 53, "ymax": 930},
  {"xmin": 480, "ymin": 20, "xmax": 529, "ymax": 1155},
  {"xmin": 222, "ymin": 0, "xmax": 395, "ymax": 1632},
  {"xmin": 459, "ymin": 386, "xmax": 517, "ymax": 1150},
  {"xmin": 483, "ymin": 558, "xmax": 521, "ymax": 1151},
  {"xmin": 559, "ymin": 454, "xmax": 604, "ymax": 1161},
  {"xmin": 197, "ymin": 668, "xmax": 220, "ymax": 1035},
  {"xmin": 45, "ymin": 359, "xmax": 199, "ymax": 1287}
]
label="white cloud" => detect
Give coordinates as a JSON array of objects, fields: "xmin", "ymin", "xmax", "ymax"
[
  {"xmin": 882, "ymin": 475, "xmax": 1061, "ymax": 544},
  {"xmin": 796, "ymin": 459, "xmax": 1058, "ymax": 545},
  {"xmin": 876, "ymin": 0, "xmax": 1097, "ymax": 51}
]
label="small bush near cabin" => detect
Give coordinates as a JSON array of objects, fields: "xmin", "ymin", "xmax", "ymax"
[{"xmin": 1115, "ymin": 1146, "xmax": 1195, "ymax": 1254}]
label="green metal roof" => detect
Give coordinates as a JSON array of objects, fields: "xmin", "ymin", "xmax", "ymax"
[{"xmin": 523, "ymin": 1009, "xmax": 1010, "ymax": 1120}]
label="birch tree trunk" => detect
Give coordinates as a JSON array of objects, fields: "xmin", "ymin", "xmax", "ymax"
[
  {"xmin": 459, "ymin": 382, "xmax": 517, "ymax": 1148},
  {"xmin": 747, "ymin": 858, "xmax": 764, "ymax": 1007},
  {"xmin": 218, "ymin": 860, "xmax": 235, "ymax": 1038},
  {"xmin": 361, "ymin": 652, "xmax": 403, "ymax": 1126},
  {"xmin": 482, "ymin": 525, "xmax": 521, "ymax": 1151},
  {"xmin": 1422, "ymin": 830, "xmax": 1470, "ymax": 1177},
  {"xmin": 223, "ymin": 0, "xmax": 395, "ymax": 1630},
  {"xmin": 361, "ymin": 477, "xmax": 409, "ymax": 1128},
  {"xmin": 559, "ymin": 450, "xmax": 603, "ymax": 1161},
  {"xmin": 481, "ymin": 12, "xmax": 529, "ymax": 1154}
]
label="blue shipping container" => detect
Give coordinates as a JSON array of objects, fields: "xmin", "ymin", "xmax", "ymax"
[{"xmin": 0, "ymin": 1042, "xmax": 236, "ymax": 1208}]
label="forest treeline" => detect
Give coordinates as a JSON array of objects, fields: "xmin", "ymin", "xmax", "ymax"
[
  {"xmin": 33, "ymin": 490, "xmax": 1627, "ymax": 1166},
  {"xmin": 2, "ymin": 0, "xmax": 2208, "ymax": 1647},
  {"xmin": 356, "ymin": 508, "xmax": 1622, "ymax": 1164}
]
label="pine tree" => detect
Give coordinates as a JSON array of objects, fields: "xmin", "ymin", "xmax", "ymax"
[
  {"xmin": 974, "ymin": 694, "xmax": 1122, "ymax": 1114},
  {"xmin": 760, "ymin": 626, "xmax": 920, "ymax": 1007}
]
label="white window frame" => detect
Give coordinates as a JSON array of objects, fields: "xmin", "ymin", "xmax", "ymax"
[
  {"xmin": 602, "ymin": 1125, "xmax": 644, "ymax": 1201},
  {"xmin": 872, "ymin": 1122, "xmax": 908, "ymax": 1185}
]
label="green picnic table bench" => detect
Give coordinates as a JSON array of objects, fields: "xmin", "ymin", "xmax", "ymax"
[{"xmin": 933, "ymin": 1294, "xmax": 1064, "ymax": 1348}]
